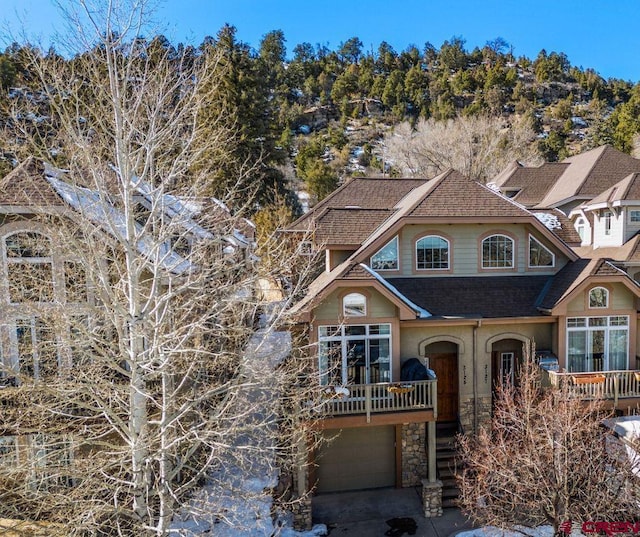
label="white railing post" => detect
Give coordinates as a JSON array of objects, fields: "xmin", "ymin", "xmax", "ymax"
[{"xmin": 365, "ymin": 384, "xmax": 372, "ymax": 423}]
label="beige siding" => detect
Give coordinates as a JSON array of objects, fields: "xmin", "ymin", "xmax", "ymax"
[
  {"xmin": 567, "ymin": 283, "xmax": 635, "ymax": 313},
  {"xmin": 397, "ymin": 223, "xmax": 570, "ymax": 277},
  {"xmin": 314, "ymin": 286, "xmax": 396, "ymax": 320}
]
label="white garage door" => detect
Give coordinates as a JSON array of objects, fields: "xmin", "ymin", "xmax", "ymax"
[{"xmin": 316, "ymin": 426, "xmax": 396, "ymax": 493}]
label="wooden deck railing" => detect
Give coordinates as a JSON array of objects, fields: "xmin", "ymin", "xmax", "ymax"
[
  {"xmin": 319, "ymin": 379, "xmax": 437, "ymax": 422},
  {"xmin": 546, "ymin": 369, "xmax": 640, "ymax": 404}
]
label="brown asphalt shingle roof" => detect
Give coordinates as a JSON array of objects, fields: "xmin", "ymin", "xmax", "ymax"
[
  {"xmin": 287, "ymin": 177, "xmax": 427, "ymax": 232},
  {"xmin": 0, "ymin": 158, "xmax": 65, "ymax": 208},
  {"xmin": 314, "ymin": 208, "xmax": 391, "ymax": 246},
  {"xmin": 584, "ymin": 172, "xmax": 640, "ymax": 206},
  {"xmin": 389, "ymin": 275, "xmax": 551, "ymax": 318},
  {"xmin": 497, "ymin": 163, "xmax": 569, "ymax": 207},
  {"xmin": 531, "ymin": 209, "xmax": 582, "ymax": 245},
  {"xmin": 403, "ymin": 169, "xmax": 533, "ymax": 219},
  {"xmin": 537, "ymin": 145, "xmax": 640, "ymax": 208}
]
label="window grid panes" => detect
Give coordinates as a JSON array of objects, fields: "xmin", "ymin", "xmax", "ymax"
[
  {"xmin": 630, "ymin": 210, "xmax": 640, "ymax": 223},
  {"xmin": 416, "ymin": 236, "xmax": 449, "ymax": 270},
  {"xmin": 318, "ymin": 324, "xmax": 392, "ymax": 386},
  {"xmin": 567, "ymin": 315, "xmax": 628, "ymax": 372},
  {"xmin": 482, "ymin": 234, "xmax": 513, "ymax": 268}
]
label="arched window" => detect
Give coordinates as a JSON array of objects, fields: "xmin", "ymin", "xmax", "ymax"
[
  {"xmin": 482, "ymin": 234, "xmax": 514, "ymax": 269},
  {"xmin": 416, "ymin": 236, "xmax": 449, "ymax": 270},
  {"xmin": 4, "ymin": 231, "xmax": 54, "ymax": 303},
  {"xmin": 589, "ymin": 287, "xmax": 608, "ymax": 309},
  {"xmin": 343, "ymin": 293, "xmax": 366, "ymax": 317}
]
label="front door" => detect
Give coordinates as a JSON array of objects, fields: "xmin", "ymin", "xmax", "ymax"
[{"xmin": 428, "ymin": 353, "xmax": 459, "ymax": 422}]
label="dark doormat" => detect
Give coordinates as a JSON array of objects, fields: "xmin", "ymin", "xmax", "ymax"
[{"xmin": 385, "ymin": 517, "xmax": 418, "ymax": 536}]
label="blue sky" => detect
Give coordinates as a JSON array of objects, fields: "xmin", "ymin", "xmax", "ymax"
[{"xmin": 2, "ymin": 0, "xmax": 640, "ymax": 82}]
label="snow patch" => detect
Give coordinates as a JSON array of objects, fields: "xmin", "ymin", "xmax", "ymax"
[{"xmin": 533, "ymin": 212, "xmax": 562, "ymax": 230}]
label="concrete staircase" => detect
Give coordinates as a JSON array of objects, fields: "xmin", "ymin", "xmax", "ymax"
[{"xmin": 435, "ymin": 422, "xmax": 460, "ymax": 508}]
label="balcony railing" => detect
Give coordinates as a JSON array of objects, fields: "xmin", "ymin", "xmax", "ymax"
[
  {"xmin": 318, "ymin": 379, "xmax": 437, "ymax": 422},
  {"xmin": 546, "ymin": 369, "xmax": 640, "ymax": 405}
]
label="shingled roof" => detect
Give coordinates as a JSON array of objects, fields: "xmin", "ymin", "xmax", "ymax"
[
  {"xmin": 583, "ymin": 172, "xmax": 640, "ymax": 207},
  {"xmin": 389, "ymin": 275, "xmax": 551, "ymax": 318},
  {"xmin": 492, "ymin": 162, "xmax": 569, "ymax": 207},
  {"xmin": 0, "ymin": 158, "xmax": 65, "ymax": 210},
  {"xmin": 287, "ymin": 177, "xmax": 427, "ymax": 232},
  {"xmin": 313, "ymin": 208, "xmax": 391, "ymax": 246}
]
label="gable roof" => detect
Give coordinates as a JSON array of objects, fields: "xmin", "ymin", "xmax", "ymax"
[
  {"xmin": 537, "ymin": 258, "xmax": 637, "ymax": 311},
  {"xmin": 582, "ymin": 172, "xmax": 640, "ymax": 208},
  {"xmin": 536, "ymin": 145, "xmax": 640, "ymax": 209},
  {"xmin": 0, "ymin": 158, "xmax": 66, "ymax": 211},
  {"xmin": 313, "ymin": 208, "xmax": 391, "ymax": 247}
]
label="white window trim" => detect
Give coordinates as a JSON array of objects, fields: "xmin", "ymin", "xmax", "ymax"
[
  {"xmin": 603, "ymin": 210, "xmax": 612, "ymax": 236},
  {"xmin": 415, "ymin": 235, "xmax": 450, "ymax": 271},
  {"xmin": 370, "ymin": 236, "xmax": 399, "ymax": 271},
  {"xmin": 528, "ymin": 234, "xmax": 555, "ymax": 268},
  {"xmin": 566, "ymin": 315, "xmax": 628, "ymax": 372},
  {"xmin": 318, "ymin": 324, "xmax": 392, "ymax": 385},
  {"xmin": 482, "ymin": 234, "xmax": 514, "ymax": 269}
]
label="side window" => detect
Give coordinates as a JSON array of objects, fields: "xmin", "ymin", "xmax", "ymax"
[
  {"xmin": 343, "ymin": 293, "xmax": 366, "ymax": 317},
  {"xmin": 529, "ymin": 236, "xmax": 554, "ymax": 267},
  {"xmin": 4, "ymin": 231, "xmax": 54, "ymax": 303},
  {"xmin": 371, "ymin": 236, "xmax": 398, "ymax": 271}
]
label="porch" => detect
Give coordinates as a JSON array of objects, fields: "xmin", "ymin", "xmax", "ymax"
[
  {"xmin": 318, "ymin": 379, "xmax": 437, "ymax": 422},
  {"xmin": 544, "ymin": 369, "xmax": 640, "ymax": 410}
]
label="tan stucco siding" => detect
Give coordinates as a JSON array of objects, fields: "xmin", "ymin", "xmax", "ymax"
[
  {"xmin": 566, "ymin": 282, "xmax": 635, "ymax": 313},
  {"xmin": 399, "ymin": 321, "xmax": 554, "ymax": 398},
  {"xmin": 313, "ymin": 286, "xmax": 397, "ymax": 320}
]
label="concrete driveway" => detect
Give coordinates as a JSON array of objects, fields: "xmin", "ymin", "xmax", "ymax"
[{"xmin": 312, "ymin": 487, "xmax": 475, "ymax": 537}]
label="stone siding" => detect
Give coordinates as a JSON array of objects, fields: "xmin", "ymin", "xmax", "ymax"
[
  {"xmin": 422, "ymin": 479, "xmax": 443, "ymax": 518},
  {"xmin": 401, "ymin": 422, "xmax": 427, "ymax": 486}
]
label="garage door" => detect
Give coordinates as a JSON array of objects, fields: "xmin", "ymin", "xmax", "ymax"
[{"xmin": 316, "ymin": 426, "xmax": 396, "ymax": 493}]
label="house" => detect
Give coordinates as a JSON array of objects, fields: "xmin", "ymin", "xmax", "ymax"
[
  {"xmin": 285, "ymin": 156, "xmax": 640, "ymax": 521},
  {"xmin": 0, "ymin": 158, "xmax": 258, "ymax": 529}
]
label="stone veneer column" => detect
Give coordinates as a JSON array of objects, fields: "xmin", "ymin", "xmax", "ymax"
[
  {"xmin": 401, "ymin": 422, "xmax": 427, "ymax": 486},
  {"xmin": 421, "ymin": 479, "xmax": 443, "ymax": 518},
  {"xmin": 458, "ymin": 395, "xmax": 493, "ymax": 434}
]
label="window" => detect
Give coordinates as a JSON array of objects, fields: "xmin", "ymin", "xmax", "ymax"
[
  {"xmin": 29, "ymin": 434, "xmax": 75, "ymax": 490},
  {"xmin": 528, "ymin": 236, "xmax": 554, "ymax": 267},
  {"xmin": 343, "ymin": 293, "xmax": 366, "ymax": 317},
  {"xmin": 482, "ymin": 234, "xmax": 514, "ymax": 269},
  {"xmin": 630, "ymin": 210, "xmax": 640, "ymax": 223},
  {"xmin": 5, "ymin": 232, "xmax": 54, "ymax": 303},
  {"xmin": 567, "ymin": 316, "xmax": 628, "ymax": 372},
  {"xmin": 416, "ymin": 235, "xmax": 449, "ymax": 270},
  {"xmin": 589, "ymin": 287, "xmax": 608, "ymax": 308},
  {"xmin": 371, "ymin": 236, "xmax": 398, "ymax": 271},
  {"xmin": 575, "ymin": 218, "xmax": 586, "ymax": 242},
  {"xmin": 13, "ymin": 317, "xmax": 60, "ymax": 381},
  {"xmin": 318, "ymin": 324, "xmax": 391, "ymax": 385},
  {"xmin": 603, "ymin": 210, "xmax": 612, "ymax": 235}
]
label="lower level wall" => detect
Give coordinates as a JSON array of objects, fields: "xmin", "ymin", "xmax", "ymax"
[{"xmin": 401, "ymin": 422, "xmax": 427, "ymax": 486}]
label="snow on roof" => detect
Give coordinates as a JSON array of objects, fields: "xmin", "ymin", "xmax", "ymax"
[
  {"xmin": 359, "ymin": 263, "xmax": 432, "ymax": 318},
  {"xmin": 533, "ymin": 212, "xmax": 562, "ymax": 230},
  {"xmin": 47, "ymin": 175, "xmax": 194, "ymax": 275}
]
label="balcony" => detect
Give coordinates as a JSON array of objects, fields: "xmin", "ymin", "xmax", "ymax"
[
  {"xmin": 545, "ymin": 369, "xmax": 640, "ymax": 408},
  {"xmin": 318, "ymin": 379, "xmax": 437, "ymax": 423}
]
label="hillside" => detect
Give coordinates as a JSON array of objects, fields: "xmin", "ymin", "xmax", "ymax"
[{"xmin": 1, "ymin": 30, "xmax": 640, "ymax": 215}]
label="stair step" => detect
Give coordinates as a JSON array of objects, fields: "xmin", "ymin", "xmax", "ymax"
[{"xmin": 442, "ymin": 498, "xmax": 459, "ymax": 508}]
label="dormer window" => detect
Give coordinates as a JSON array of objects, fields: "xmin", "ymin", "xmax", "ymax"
[
  {"xmin": 371, "ymin": 236, "xmax": 398, "ymax": 271},
  {"xmin": 630, "ymin": 210, "xmax": 640, "ymax": 223},
  {"xmin": 575, "ymin": 218, "xmax": 586, "ymax": 242},
  {"xmin": 589, "ymin": 287, "xmax": 608, "ymax": 309},
  {"xmin": 343, "ymin": 293, "xmax": 366, "ymax": 317},
  {"xmin": 603, "ymin": 211, "xmax": 612, "ymax": 236}
]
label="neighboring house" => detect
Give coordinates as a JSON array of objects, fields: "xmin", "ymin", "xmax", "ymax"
[
  {"xmin": 285, "ymin": 155, "xmax": 640, "ymax": 520},
  {"xmin": 0, "ymin": 159, "xmax": 255, "ymax": 505}
]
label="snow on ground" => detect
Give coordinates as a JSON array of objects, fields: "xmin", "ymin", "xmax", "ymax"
[
  {"xmin": 457, "ymin": 525, "xmax": 583, "ymax": 537},
  {"xmin": 170, "ymin": 327, "xmax": 327, "ymax": 536}
]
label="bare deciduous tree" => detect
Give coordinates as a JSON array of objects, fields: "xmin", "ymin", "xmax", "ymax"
[
  {"xmin": 458, "ymin": 357, "xmax": 639, "ymax": 534},
  {"xmin": 383, "ymin": 114, "xmax": 542, "ymax": 182},
  {"xmin": 0, "ymin": 1, "xmax": 321, "ymax": 535}
]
